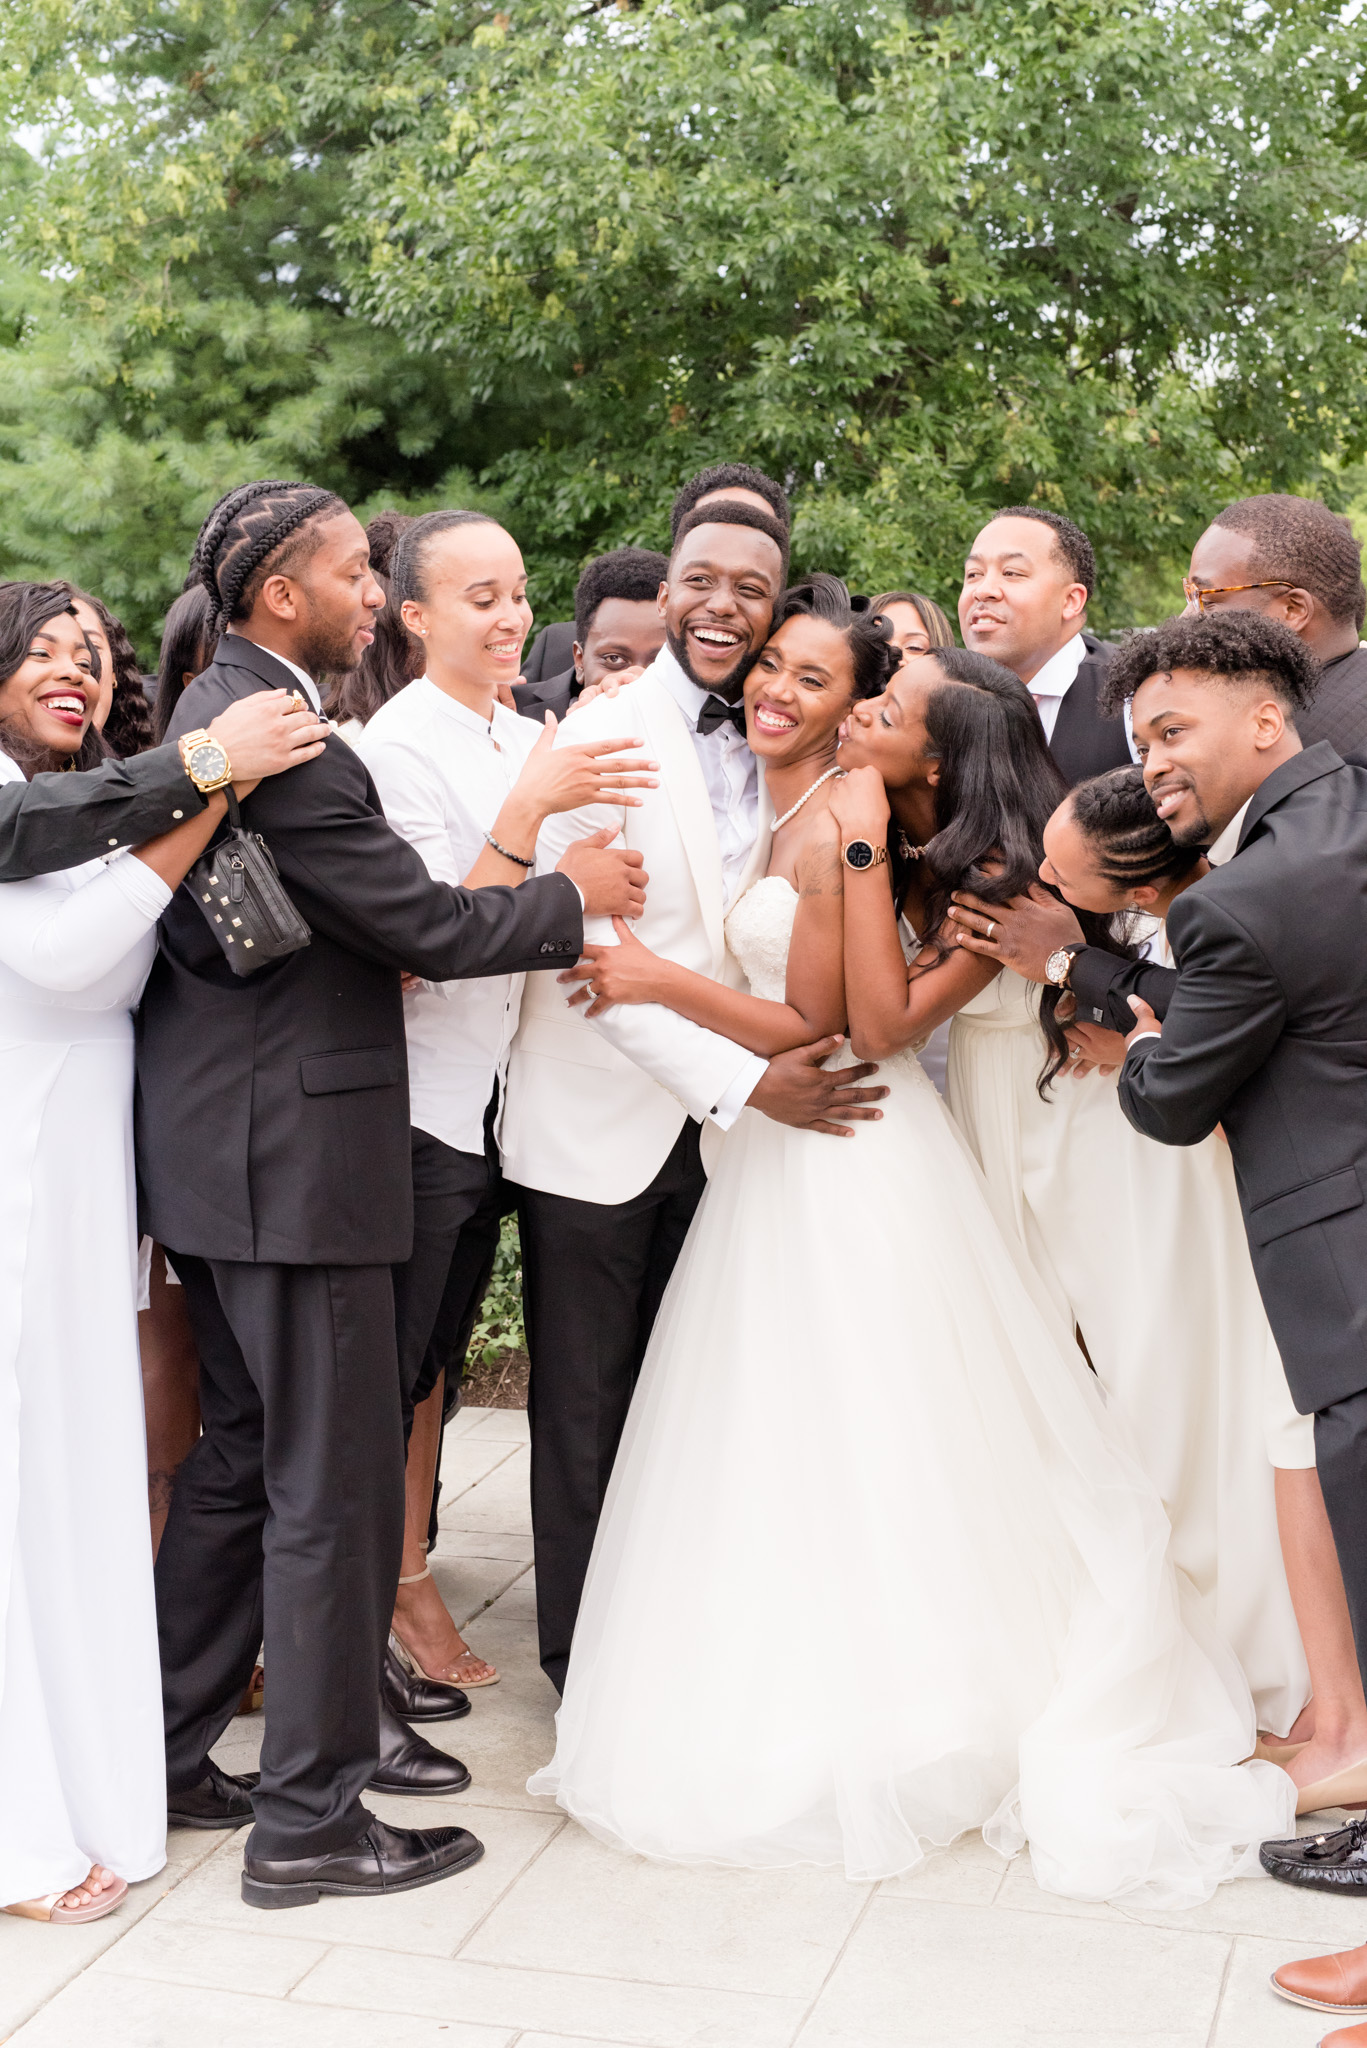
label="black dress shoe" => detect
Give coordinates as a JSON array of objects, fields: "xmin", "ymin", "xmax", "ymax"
[
  {"xmin": 242, "ymin": 1816, "xmax": 483, "ymax": 1910},
  {"xmin": 382, "ymin": 1638, "xmax": 470, "ymax": 1723},
  {"xmin": 168, "ymin": 1761, "xmax": 260, "ymax": 1830},
  {"xmin": 1261, "ymin": 1818, "xmax": 1367, "ymax": 1890},
  {"xmin": 369, "ymin": 1697, "xmax": 471, "ymax": 1796}
]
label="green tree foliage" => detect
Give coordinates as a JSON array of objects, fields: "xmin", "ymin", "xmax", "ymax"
[{"xmin": 2, "ymin": 0, "xmax": 1365, "ymax": 651}]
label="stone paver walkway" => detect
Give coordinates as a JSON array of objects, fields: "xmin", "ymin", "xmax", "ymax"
[{"xmin": 3, "ymin": 1405, "xmax": 1362, "ymax": 2048}]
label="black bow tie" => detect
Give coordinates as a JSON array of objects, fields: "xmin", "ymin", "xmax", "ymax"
[{"xmin": 696, "ymin": 695, "xmax": 747, "ymax": 739}]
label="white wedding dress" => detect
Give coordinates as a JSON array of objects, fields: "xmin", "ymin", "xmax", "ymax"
[
  {"xmin": 529, "ymin": 877, "xmax": 1294, "ymax": 1905},
  {"xmin": 946, "ymin": 961, "xmax": 1310, "ymax": 1738},
  {"xmin": 0, "ymin": 755, "xmax": 169, "ymax": 1903}
]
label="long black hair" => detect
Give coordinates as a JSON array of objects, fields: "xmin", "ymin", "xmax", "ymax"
[
  {"xmin": 775, "ymin": 573, "xmax": 901, "ymax": 700},
  {"xmin": 322, "ymin": 509, "xmax": 425, "ymax": 727},
  {"xmin": 154, "ymin": 583, "xmax": 222, "ymax": 743},
  {"xmin": 1069, "ymin": 766, "xmax": 1203, "ymax": 895},
  {"xmin": 910, "ymin": 648, "xmax": 1130, "ymax": 1091},
  {"xmin": 0, "ymin": 581, "xmax": 108, "ymax": 776},
  {"xmin": 71, "ymin": 587, "xmax": 153, "ymax": 758}
]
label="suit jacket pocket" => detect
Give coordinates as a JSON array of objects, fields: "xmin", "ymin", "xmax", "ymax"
[
  {"xmin": 299, "ymin": 1046, "xmax": 402, "ymax": 1095},
  {"xmin": 1248, "ymin": 1167, "xmax": 1363, "ymax": 1247}
]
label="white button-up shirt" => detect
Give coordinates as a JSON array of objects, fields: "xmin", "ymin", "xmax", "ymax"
[
  {"xmin": 355, "ymin": 678, "xmax": 543, "ymax": 1156},
  {"xmin": 1025, "ymin": 631, "xmax": 1088, "ymax": 742},
  {"xmin": 654, "ymin": 649, "xmax": 759, "ymax": 911}
]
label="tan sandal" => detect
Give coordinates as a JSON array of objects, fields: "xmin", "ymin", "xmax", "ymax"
[
  {"xmin": 393, "ymin": 1567, "xmax": 500, "ymax": 1688},
  {"xmin": 4, "ymin": 1870, "xmax": 127, "ymax": 1925}
]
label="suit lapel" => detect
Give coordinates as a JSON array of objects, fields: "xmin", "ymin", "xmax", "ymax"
[
  {"xmin": 636, "ymin": 675, "xmax": 728, "ymax": 967},
  {"xmin": 1238, "ymin": 741, "xmax": 1344, "ymax": 849}
]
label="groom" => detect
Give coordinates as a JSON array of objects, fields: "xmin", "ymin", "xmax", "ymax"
[{"xmin": 501, "ymin": 497, "xmax": 888, "ymax": 1691}]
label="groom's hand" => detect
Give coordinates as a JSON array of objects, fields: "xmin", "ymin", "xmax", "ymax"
[
  {"xmin": 748, "ymin": 1036, "xmax": 888, "ymax": 1137},
  {"xmin": 557, "ymin": 829, "xmax": 648, "ymax": 918},
  {"xmin": 946, "ymin": 885, "xmax": 1084, "ymax": 982}
]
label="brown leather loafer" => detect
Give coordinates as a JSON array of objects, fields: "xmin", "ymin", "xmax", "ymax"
[
  {"xmin": 1272, "ymin": 1943, "xmax": 1367, "ymax": 2014},
  {"xmin": 242, "ymin": 1817, "xmax": 483, "ymax": 1909},
  {"xmin": 1320, "ymin": 2023, "xmax": 1367, "ymax": 2047}
]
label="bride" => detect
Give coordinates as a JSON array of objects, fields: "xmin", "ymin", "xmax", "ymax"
[{"xmin": 527, "ymin": 579, "xmax": 1294, "ymax": 1905}]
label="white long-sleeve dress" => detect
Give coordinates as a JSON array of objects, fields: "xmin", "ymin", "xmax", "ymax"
[
  {"xmin": 0, "ymin": 754, "xmax": 171, "ymax": 1902},
  {"xmin": 946, "ymin": 964, "xmax": 1311, "ymax": 1740}
]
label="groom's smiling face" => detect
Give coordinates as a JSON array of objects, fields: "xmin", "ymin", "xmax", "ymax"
[{"xmin": 662, "ymin": 522, "xmax": 784, "ymax": 702}]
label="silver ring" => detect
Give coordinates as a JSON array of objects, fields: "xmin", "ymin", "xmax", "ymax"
[
  {"xmin": 585, "ymin": 982, "xmax": 596, "ymax": 997},
  {"xmin": 986, "ymin": 920, "xmax": 997, "ymax": 941}
]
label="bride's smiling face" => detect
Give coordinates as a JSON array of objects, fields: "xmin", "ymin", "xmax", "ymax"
[
  {"xmin": 836, "ymin": 655, "xmax": 942, "ymax": 791},
  {"xmin": 742, "ymin": 614, "xmax": 857, "ymax": 764}
]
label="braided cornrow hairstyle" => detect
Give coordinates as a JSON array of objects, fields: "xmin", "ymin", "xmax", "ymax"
[
  {"xmin": 70, "ymin": 588, "xmax": 153, "ymax": 758},
  {"xmin": 1069, "ymin": 766, "xmax": 1203, "ymax": 896},
  {"xmin": 188, "ymin": 479, "xmax": 345, "ymax": 637}
]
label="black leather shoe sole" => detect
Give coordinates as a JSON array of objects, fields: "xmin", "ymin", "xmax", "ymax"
[
  {"xmin": 368, "ymin": 1757, "xmax": 472, "ymax": 1797},
  {"xmin": 241, "ymin": 1834, "xmax": 484, "ymax": 1909},
  {"xmin": 168, "ymin": 1804, "xmax": 254, "ymax": 1831}
]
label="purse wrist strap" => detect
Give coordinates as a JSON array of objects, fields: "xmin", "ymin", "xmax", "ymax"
[{"xmin": 225, "ymin": 787, "xmax": 243, "ymax": 832}]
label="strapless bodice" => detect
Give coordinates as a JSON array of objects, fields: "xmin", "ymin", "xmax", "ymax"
[{"xmin": 724, "ymin": 875, "xmax": 798, "ymax": 1003}]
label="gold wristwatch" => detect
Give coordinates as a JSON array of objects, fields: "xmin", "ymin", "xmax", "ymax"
[{"xmin": 178, "ymin": 728, "xmax": 233, "ymax": 794}]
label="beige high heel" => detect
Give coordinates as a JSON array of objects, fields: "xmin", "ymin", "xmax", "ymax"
[
  {"xmin": 393, "ymin": 1565, "xmax": 500, "ymax": 1689},
  {"xmin": 1295, "ymin": 1762, "xmax": 1367, "ymax": 1816}
]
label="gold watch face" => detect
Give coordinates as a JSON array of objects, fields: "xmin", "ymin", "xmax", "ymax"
[{"xmin": 187, "ymin": 740, "xmax": 229, "ymax": 785}]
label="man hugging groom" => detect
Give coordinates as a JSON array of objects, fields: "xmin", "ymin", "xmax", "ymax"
[{"xmin": 501, "ymin": 484, "xmax": 888, "ymax": 1692}]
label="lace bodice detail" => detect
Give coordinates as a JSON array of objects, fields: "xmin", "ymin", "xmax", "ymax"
[{"xmin": 724, "ymin": 875, "xmax": 798, "ymax": 1003}]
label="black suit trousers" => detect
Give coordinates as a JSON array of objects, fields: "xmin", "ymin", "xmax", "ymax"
[
  {"xmin": 514, "ymin": 1120, "xmax": 707, "ymax": 1692},
  {"xmin": 1314, "ymin": 1392, "xmax": 1367, "ymax": 1697},
  {"xmin": 155, "ymin": 1256, "xmax": 404, "ymax": 1858}
]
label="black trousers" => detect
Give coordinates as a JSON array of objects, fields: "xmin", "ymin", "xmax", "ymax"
[
  {"xmin": 392, "ymin": 1126, "xmax": 494, "ymax": 1439},
  {"xmin": 155, "ymin": 1256, "xmax": 404, "ymax": 1857},
  {"xmin": 514, "ymin": 1119, "xmax": 706, "ymax": 1692},
  {"xmin": 1315, "ymin": 1388, "xmax": 1367, "ymax": 1696}
]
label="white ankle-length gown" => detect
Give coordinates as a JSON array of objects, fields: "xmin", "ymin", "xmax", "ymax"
[
  {"xmin": 946, "ymin": 960, "xmax": 1310, "ymax": 1740},
  {"xmin": 529, "ymin": 877, "xmax": 1294, "ymax": 1905},
  {"xmin": 0, "ymin": 755, "xmax": 170, "ymax": 1902}
]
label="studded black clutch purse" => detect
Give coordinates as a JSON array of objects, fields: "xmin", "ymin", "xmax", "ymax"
[{"xmin": 185, "ymin": 790, "xmax": 310, "ymax": 975}]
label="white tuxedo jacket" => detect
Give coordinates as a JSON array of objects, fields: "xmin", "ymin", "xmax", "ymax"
[{"xmin": 500, "ymin": 662, "xmax": 772, "ymax": 1204}]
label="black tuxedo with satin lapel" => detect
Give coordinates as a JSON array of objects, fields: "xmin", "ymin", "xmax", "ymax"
[
  {"xmin": 1115, "ymin": 743, "xmax": 1367, "ymax": 1694},
  {"xmin": 513, "ymin": 666, "xmax": 578, "ymax": 725},
  {"xmin": 520, "ymin": 620, "xmax": 576, "ymax": 686},
  {"xmin": 143, "ymin": 632, "xmax": 582, "ymax": 1863},
  {"xmin": 1046, "ymin": 634, "xmax": 1133, "ymax": 788}
]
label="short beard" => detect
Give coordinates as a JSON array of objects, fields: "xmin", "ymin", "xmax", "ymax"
[
  {"xmin": 1170, "ymin": 804, "xmax": 1213, "ymax": 849},
  {"xmin": 294, "ymin": 612, "xmax": 363, "ymax": 681},
  {"xmin": 666, "ymin": 623, "xmax": 758, "ymax": 703}
]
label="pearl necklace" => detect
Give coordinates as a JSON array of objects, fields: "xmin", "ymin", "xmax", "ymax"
[{"xmin": 771, "ymin": 764, "xmax": 843, "ymax": 833}]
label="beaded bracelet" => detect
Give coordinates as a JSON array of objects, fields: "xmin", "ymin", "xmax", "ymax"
[{"xmin": 484, "ymin": 830, "xmax": 535, "ymax": 870}]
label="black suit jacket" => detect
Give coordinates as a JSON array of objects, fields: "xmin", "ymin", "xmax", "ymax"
[
  {"xmin": 513, "ymin": 666, "xmax": 578, "ymax": 724},
  {"xmin": 1296, "ymin": 644, "xmax": 1367, "ymax": 763},
  {"xmin": 0, "ymin": 746, "xmax": 207, "ymax": 882},
  {"xmin": 520, "ymin": 620, "xmax": 577, "ymax": 686},
  {"xmin": 1117, "ymin": 744, "xmax": 1367, "ymax": 1411},
  {"xmin": 137, "ymin": 636, "xmax": 583, "ymax": 1268},
  {"xmin": 1046, "ymin": 634, "xmax": 1133, "ymax": 788}
]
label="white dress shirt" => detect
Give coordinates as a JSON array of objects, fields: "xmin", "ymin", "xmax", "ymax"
[
  {"xmin": 1025, "ymin": 631, "xmax": 1089, "ymax": 743},
  {"xmin": 1026, "ymin": 630, "xmax": 1140, "ymax": 762},
  {"xmin": 355, "ymin": 678, "xmax": 543, "ymax": 1156},
  {"xmin": 653, "ymin": 651, "xmax": 760, "ymax": 911}
]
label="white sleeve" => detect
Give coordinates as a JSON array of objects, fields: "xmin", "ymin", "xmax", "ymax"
[
  {"xmin": 356, "ymin": 735, "xmax": 461, "ymax": 886},
  {"xmin": 0, "ymin": 853, "xmax": 172, "ymax": 993}
]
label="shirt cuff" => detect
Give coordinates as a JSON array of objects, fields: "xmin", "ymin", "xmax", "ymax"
[
  {"xmin": 1126, "ymin": 1031, "xmax": 1162, "ymax": 1048},
  {"xmin": 709, "ymin": 1053, "xmax": 769, "ymax": 1130}
]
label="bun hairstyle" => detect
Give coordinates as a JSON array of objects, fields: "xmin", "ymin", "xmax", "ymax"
[
  {"xmin": 1069, "ymin": 765, "xmax": 1202, "ymax": 896},
  {"xmin": 389, "ymin": 509, "xmax": 502, "ymax": 609},
  {"xmin": 188, "ymin": 479, "xmax": 346, "ymax": 637},
  {"xmin": 776, "ymin": 572, "xmax": 900, "ymax": 700}
]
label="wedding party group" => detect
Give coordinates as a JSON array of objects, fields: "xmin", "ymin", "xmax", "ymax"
[{"xmin": 7, "ymin": 464, "xmax": 1367, "ymax": 2043}]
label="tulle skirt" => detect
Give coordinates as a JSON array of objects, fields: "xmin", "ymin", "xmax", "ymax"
[{"xmin": 529, "ymin": 1052, "xmax": 1294, "ymax": 1905}]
